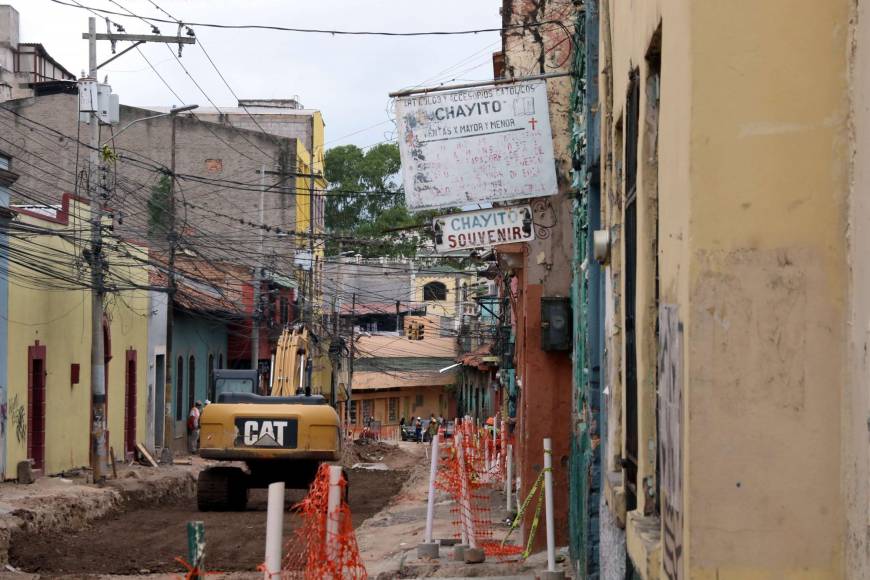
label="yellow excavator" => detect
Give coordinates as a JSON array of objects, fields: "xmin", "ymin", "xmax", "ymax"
[{"xmin": 197, "ymin": 327, "xmax": 341, "ymax": 510}]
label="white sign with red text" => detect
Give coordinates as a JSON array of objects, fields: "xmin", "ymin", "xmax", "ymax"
[{"xmin": 433, "ymin": 205, "xmax": 534, "ymax": 253}]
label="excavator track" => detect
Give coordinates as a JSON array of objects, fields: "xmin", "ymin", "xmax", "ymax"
[{"xmin": 197, "ymin": 466, "xmax": 249, "ymax": 511}]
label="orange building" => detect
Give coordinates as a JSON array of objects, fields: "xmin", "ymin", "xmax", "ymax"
[{"xmin": 343, "ymin": 335, "xmax": 458, "ymax": 430}]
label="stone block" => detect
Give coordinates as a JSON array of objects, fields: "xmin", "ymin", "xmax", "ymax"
[
  {"xmin": 16, "ymin": 460, "xmax": 34, "ymax": 484},
  {"xmin": 463, "ymin": 546, "xmax": 485, "ymax": 564},
  {"xmin": 416, "ymin": 542, "xmax": 439, "ymax": 559}
]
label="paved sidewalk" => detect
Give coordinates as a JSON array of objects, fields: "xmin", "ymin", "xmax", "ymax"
[{"xmin": 356, "ymin": 441, "xmax": 573, "ymax": 579}]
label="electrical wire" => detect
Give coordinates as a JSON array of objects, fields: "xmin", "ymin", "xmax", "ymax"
[{"xmin": 49, "ymin": 0, "xmax": 568, "ymax": 37}]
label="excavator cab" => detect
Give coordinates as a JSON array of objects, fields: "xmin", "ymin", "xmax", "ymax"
[{"xmin": 197, "ymin": 327, "xmax": 341, "ymax": 511}]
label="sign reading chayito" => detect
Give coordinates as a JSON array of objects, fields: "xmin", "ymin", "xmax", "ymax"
[
  {"xmin": 433, "ymin": 205, "xmax": 534, "ymax": 253},
  {"xmin": 395, "ymin": 79, "xmax": 558, "ymax": 210}
]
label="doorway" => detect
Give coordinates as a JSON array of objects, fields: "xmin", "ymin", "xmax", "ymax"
[
  {"xmin": 124, "ymin": 349, "xmax": 137, "ymax": 456},
  {"xmin": 27, "ymin": 343, "xmax": 46, "ymax": 471},
  {"xmin": 154, "ymin": 354, "xmax": 165, "ymax": 448},
  {"xmin": 624, "ymin": 71, "xmax": 640, "ymax": 511}
]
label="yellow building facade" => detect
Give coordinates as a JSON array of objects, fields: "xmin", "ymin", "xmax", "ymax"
[
  {"xmin": 412, "ymin": 266, "xmax": 464, "ymax": 327},
  {"xmin": 5, "ymin": 194, "xmax": 149, "ymax": 478},
  {"xmin": 598, "ymin": 0, "xmax": 853, "ymax": 577}
]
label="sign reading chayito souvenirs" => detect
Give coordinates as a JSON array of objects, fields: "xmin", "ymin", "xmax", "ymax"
[
  {"xmin": 395, "ymin": 80, "xmax": 557, "ymax": 211},
  {"xmin": 433, "ymin": 205, "xmax": 534, "ymax": 253}
]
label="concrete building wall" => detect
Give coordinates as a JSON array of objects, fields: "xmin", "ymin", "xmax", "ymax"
[
  {"xmin": 0, "ymin": 94, "xmax": 299, "ymax": 270},
  {"xmin": 4, "ymin": 196, "xmax": 149, "ymax": 478},
  {"xmin": 498, "ymin": 0, "xmax": 579, "ymax": 551},
  {"xmin": 0, "ymin": 151, "xmax": 13, "ymax": 476},
  {"xmin": 146, "ymin": 290, "xmax": 167, "ymax": 451},
  {"xmin": 350, "ymin": 386, "xmax": 452, "ymax": 426},
  {"xmin": 600, "ymin": 0, "xmax": 851, "ymax": 577},
  {"xmin": 846, "ymin": 1, "xmax": 870, "ymax": 577},
  {"xmin": 169, "ymin": 312, "xmax": 227, "ymax": 449},
  {"xmin": 0, "ymin": 5, "xmax": 18, "ymax": 73}
]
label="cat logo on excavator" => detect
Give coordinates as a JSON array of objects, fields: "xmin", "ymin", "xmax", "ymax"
[{"xmin": 196, "ymin": 327, "xmax": 342, "ymax": 511}]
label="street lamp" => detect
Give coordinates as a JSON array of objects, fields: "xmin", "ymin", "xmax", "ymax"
[{"xmin": 102, "ymin": 104, "xmax": 199, "ymax": 146}]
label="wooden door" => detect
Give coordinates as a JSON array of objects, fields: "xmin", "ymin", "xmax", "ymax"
[
  {"xmin": 27, "ymin": 343, "xmax": 46, "ymax": 470},
  {"xmin": 124, "ymin": 349, "xmax": 137, "ymax": 455}
]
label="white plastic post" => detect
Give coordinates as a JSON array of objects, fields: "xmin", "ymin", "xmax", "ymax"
[
  {"xmin": 424, "ymin": 434, "xmax": 440, "ymax": 544},
  {"xmin": 264, "ymin": 481, "xmax": 285, "ymax": 579},
  {"xmin": 326, "ymin": 466, "xmax": 343, "ymax": 562},
  {"xmin": 455, "ymin": 433, "xmax": 474, "ymax": 547},
  {"xmin": 506, "ymin": 443, "xmax": 513, "ymax": 511},
  {"xmin": 543, "ymin": 438, "xmax": 556, "ymax": 572},
  {"xmin": 500, "ymin": 419, "xmax": 507, "ymax": 474},
  {"xmin": 492, "ymin": 416, "xmax": 499, "ymax": 473}
]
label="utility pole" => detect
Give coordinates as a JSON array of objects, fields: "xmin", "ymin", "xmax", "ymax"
[
  {"xmin": 81, "ymin": 18, "xmax": 194, "ymax": 462},
  {"xmin": 86, "ymin": 17, "xmax": 107, "ymax": 481},
  {"xmin": 308, "ymin": 118, "xmax": 316, "ymax": 325},
  {"xmin": 252, "ymin": 164, "xmax": 266, "ymax": 373},
  {"xmin": 347, "ymin": 292, "xmax": 356, "ymax": 426}
]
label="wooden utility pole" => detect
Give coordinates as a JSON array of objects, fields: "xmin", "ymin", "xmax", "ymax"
[
  {"xmin": 82, "ymin": 18, "xmax": 195, "ymax": 467},
  {"xmin": 347, "ymin": 292, "xmax": 356, "ymax": 426},
  {"xmin": 252, "ymin": 164, "xmax": 266, "ymax": 372},
  {"xmin": 85, "ymin": 17, "xmax": 107, "ymax": 481},
  {"xmin": 308, "ymin": 119, "xmax": 316, "ymax": 324}
]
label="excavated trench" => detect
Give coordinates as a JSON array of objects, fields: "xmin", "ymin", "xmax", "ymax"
[{"xmin": 8, "ymin": 466, "xmax": 408, "ymax": 575}]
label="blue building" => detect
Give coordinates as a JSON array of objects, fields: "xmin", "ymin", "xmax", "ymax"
[{"xmin": 0, "ymin": 150, "xmax": 15, "ymax": 476}]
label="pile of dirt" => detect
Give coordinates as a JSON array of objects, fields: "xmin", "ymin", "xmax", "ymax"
[
  {"xmin": 344, "ymin": 440, "xmax": 405, "ymax": 467},
  {"xmin": 9, "ymin": 467, "xmax": 409, "ymax": 575}
]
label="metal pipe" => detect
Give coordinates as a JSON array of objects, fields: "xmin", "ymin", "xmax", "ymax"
[
  {"xmin": 388, "ymin": 71, "xmax": 572, "ymax": 98},
  {"xmin": 102, "ymin": 104, "xmax": 198, "ymax": 146}
]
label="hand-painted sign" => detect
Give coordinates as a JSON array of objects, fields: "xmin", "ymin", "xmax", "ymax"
[
  {"xmin": 433, "ymin": 205, "xmax": 534, "ymax": 253},
  {"xmin": 395, "ymin": 80, "xmax": 558, "ymax": 210}
]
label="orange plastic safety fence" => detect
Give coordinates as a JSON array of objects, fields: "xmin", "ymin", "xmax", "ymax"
[
  {"xmin": 276, "ymin": 464, "xmax": 368, "ymax": 580},
  {"xmin": 436, "ymin": 423, "xmax": 523, "ymax": 562}
]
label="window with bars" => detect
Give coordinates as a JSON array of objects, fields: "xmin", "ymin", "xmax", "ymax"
[
  {"xmin": 349, "ymin": 400, "xmax": 358, "ymax": 424},
  {"xmin": 388, "ymin": 397, "xmax": 399, "ymax": 422},
  {"xmin": 175, "ymin": 356, "xmax": 184, "ymax": 421},
  {"xmin": 362, "ymin": 399, "xmax": 374, "ymax": 422}
]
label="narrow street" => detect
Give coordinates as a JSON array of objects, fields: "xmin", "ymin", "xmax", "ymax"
[
  {"xmin": 5, "ymin": 443, "xmax": 413, "ymax": 576},
  {"xmin": 1, "ymin": 0, "xmax": 870, "ymax": 578}
]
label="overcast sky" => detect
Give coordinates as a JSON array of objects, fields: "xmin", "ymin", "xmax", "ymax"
[{"xmin": 15, "ymin": 0, "xmax": 502, "ymax": 151}]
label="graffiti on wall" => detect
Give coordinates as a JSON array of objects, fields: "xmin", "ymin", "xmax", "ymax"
[
  {"xmin": 10, "ymin": 393, "xmax": 25, "ymax": 444},
  {"xmin": 658, "ymin": 305, "xmax": 683, "ymax": 580}
]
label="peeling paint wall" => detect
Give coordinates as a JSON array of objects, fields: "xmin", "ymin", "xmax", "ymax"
[
  {"xmin": 500, "ymin": 0, "xmax": 581, "ymax": 553},
  {"xmin": 601, "ymin": 0, "xmax": 852, "ymax": 577},
  {"xmin": 846, "ymin": 1, "xmax": 870, "ymax": 577}
]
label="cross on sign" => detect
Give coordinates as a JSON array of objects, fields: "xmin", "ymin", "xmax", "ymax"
[{"xmin": 528, "ymin": 117, "xmax": 538, "ymax": 130}]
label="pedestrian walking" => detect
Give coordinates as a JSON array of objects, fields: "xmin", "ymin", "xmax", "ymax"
[
  {"xmin": 415, "ymin": 416, "xmax": 423, "ymax": 442},
  {"xmin": 187, "ymin": 401, "xmax": 202, "ymax": 453}
]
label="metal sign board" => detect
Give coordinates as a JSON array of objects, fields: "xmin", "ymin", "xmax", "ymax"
[
  {"xmin": 395, "ymin": 80, "xmax": 558, "ymax": 210},
  {"xmin": 433, "ymin": 205, "xmax": 534, "ymax": 253}
]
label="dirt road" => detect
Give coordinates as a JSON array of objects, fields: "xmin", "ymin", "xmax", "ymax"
[{"xmin": 9, "ymin": 466, "xmax": 407, "ymax": 575}]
